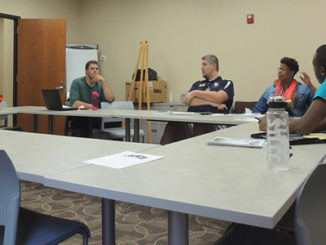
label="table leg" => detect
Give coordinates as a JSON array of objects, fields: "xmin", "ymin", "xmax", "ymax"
[
  {"xmin": 125, "ymin": 118, "xmax": 131, "ymax": 142},
  {"xmin": 168, "ymin": 211, "xmax": 189, "ymax": 245},
  {"xmin": 133, "ymin": 119, "xmax": 139, "ymax": 142},
  {"xmin": 102, "ymin": 198, "xmax": 115, "ymax": 245},
  {"xmin": 48, "ymin": 115, "xmax": 53, "ymax": 134},
  {"xmin": 33, "ymin": 114, "xmax": 38, "ymax": 132}
]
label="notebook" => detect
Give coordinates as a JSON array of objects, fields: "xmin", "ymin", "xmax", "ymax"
[
  {"xmin": 207, "ymin": 137, "xmax": 266, "ymax": 148},
  {"xmin": 42, "ymin": 89, "xmax": 78, "ymax": 111},
  {"xmin": 251, "ymin": 132, "xmax": 326, "ymax": 145}
]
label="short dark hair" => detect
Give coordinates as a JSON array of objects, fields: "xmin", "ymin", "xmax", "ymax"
[
  {"xmin": 202, "ymin": 54, "xmax": 219, "ymax": 71},
  {"xmin": 85, "ymin": 60, "xmax": 98, "ymax": 70},
  {"xmin": 315, "ymin": 44, "xmax": 326, "ymax": 69},
  {"xmin": 280, "ymin": 57, "xmax": 299, "ymax": 76}
]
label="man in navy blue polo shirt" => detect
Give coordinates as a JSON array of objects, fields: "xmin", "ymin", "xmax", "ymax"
[
  {"xmin": 160, "ymin": 54, "xmax": 234, "ymax": 145},
  {"xmin": 185, "ymin": 54, "xmax": 234, "ymax": 113}
]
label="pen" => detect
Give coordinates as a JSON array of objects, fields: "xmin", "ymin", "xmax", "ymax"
[{"xmin": 255, "ymin": 116, "xmax": 261, "ymax": 122}]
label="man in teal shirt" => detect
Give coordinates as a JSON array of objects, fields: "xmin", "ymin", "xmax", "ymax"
[
  {"xmin": 69, "ymin": 60, "xmax": 114, "ymax": 137},
  {"xmin": 70, "ymin": 60, "xmax": 114, "ymax": 108}
]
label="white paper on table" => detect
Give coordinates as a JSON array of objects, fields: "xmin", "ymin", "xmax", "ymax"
[
  {"xmin": 84, "ymin": 151, "xmax": 163, "ymax": 169},
  {"xmin": 244, "ymin": 108, "xmax": 252, "ymax": 114},
  {"xmin": 207, "ymin": 137, "xmax": 266, "ymax": 148},
  {"xmin": 170, "ymin": 111, "xmax": 195, "ymax": 115},
  {"xmin": 154, "ymin": 111, "xmax": 195, "ymax": 115},
  {"xmin": 211, "ymin": 113, "xmax": 226, "ymax": 116},
  {"xmin": 233, "ymin": 113, "xmax": 263, "ymax": 122},
  {"xmin": 62, "ymin": 105, "xmax": 74, "ymax": 109},
  {"xmin": 239, "ymin": 117, "xmax": 260, "ymax": 122}
]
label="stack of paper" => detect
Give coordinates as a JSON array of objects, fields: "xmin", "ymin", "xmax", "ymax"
[{"xmin": 207, "ymin": 137, "xmax": 266, "ymax": 148}]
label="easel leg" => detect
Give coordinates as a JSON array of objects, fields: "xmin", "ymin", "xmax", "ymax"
[{"xmin": 128, "ymin": 40, "xmax": 153, "ymax": 143}]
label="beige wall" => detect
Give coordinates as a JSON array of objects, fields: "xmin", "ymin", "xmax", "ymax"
[
  {"xmin": 0, "ymin": 19, "xmax": 13, "ymax": 106},
  {"xmin": 0, "ymin": 0, "xmax": 81, "ymax": 110},
  {"xmin": 0, "ymin": 19, "xmax": 14, "ymax": 125},
  {"xmin": 79, "ymin": 0, "xmax": 326, "ymax": 102},
  {"xmin": 0, "ymin": 19, "xmax": 3, "ymax": 95},
  {"xmin": 0, "ymin": 0, "xmax": 81, "ymax": 42},
  {"xmin": 1, "ymin": 0, "xmax": 326, "ymax": 104},
  {"xmin": 1, "ymin": 19, "xmax": 13, "ymax": 106}
]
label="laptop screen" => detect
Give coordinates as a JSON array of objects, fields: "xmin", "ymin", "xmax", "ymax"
[{"xmin": 42, "ymin": 89, "xmax": 63, "ymax": 110}]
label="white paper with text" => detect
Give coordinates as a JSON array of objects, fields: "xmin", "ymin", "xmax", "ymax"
[{"xmin": 84, "ymin": 151, "xmax": 163, "ymax": 169}]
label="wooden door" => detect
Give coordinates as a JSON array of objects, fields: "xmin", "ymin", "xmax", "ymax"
[{"xmin": 17, "ymin": 19, "xmax": 66, "ymax": 134}]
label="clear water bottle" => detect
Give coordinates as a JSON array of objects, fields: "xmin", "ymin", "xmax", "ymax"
[
  {"xmin": 91, "ymin": 91, "xmax": 99, "ymax": 110},
  {"xmin": 266, "ymin": 96, "xmax": 290, "ymax": 171}
]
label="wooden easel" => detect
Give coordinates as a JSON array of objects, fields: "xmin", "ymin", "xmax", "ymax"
[{"xmin": 128, "ymin": 40, "xmax": 152, "ymax": 143}]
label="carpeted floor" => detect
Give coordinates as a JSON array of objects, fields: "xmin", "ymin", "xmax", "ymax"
[{"xmin": 20, "ymin": 181, "xmax": 230, "ymax": 245}]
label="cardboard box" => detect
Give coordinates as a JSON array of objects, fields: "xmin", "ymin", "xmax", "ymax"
[{"xmin": 126, "ymin": 80, "xmax": 167, "ymax": 103}]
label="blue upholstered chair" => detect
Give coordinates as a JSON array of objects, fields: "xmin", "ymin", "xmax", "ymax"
[
  {"xmin": 0, "ymin": 150, "xmax": 91, "ymax": 245},
  {"xmin": 215, "ymin": 163, "xmax": 326, "ymax": 245}
]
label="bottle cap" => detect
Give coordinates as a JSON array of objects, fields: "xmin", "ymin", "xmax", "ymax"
[
  {"xmin": 267, "ymin": 96, "xmax": 287, "ymax": 109},
  {"xmin": 92, "ymin": 91, "xmax": 99, "ymax": 97}
]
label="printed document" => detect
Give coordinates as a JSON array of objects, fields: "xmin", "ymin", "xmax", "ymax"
[{"xmin": 84, "ymin": 151, "xmax": 163, "ymax": 169}]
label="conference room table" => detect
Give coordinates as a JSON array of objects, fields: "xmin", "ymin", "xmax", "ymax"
[
  {"xmin": 0, "ymin": 129, "xmax": 160, "ymax": 244},
  {"xmin": 0, "ymin": 129, "xmax": 159, "ymax": 181},
  {"xmin": 43, "ymin": 122, "xmax": 326, "ymax": 245},
  {"xmin": 3, "ymin": 107, "xmax": 325, "ymax": 244},
  {"xmin": 0, "ymin": 106, "xmax": 19, "ymax": 115},
  {"xmin": 12, "ymin": 106, "xmax": 259, "ymax": 141}
]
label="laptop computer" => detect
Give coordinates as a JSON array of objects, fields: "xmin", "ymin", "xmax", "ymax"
[{"xmin": 42, "ymin": 89, "xmax": 78, "ymax": 111}]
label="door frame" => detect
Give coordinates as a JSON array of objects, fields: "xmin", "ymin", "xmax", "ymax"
[{"xmin": 0, "ymin": 13, "xmax": 20, "ymax": 125}]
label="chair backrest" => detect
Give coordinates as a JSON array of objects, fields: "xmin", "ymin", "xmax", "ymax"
[
  {"xmin": 233, "ymin": 101, "xmax": 257, "ymax": 114},
  {"xmin": 0, "ymin": 101, "xmax": 8, "ymax": 128},
  {"xmin": 0, "ymin": 150, "xmax": 20, "ymax": 245},
  {"xmin": 101, "ymin": 101, "xmax": 135, "ymax": 129},
  {"xmin": 295, "ymin": 164, "xmax": 326, "ymax": 245},
  {"xmin": 0, "ymin": 101, "xmax": 7, "ymax": 108}
]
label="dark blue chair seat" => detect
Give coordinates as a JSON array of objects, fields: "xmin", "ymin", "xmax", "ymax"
[
  {"xmin": 15, "ymin": 208, "xmax": 90, "ymax": 245},
  {"xmin": 0, "ymin": 150, "xmax": 91, "ymax": 245}
]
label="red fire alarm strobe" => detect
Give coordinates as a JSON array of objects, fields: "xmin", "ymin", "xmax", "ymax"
[{"xmin": 247, "ymin": 14, "xmax": 254, "ymax": 24}]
